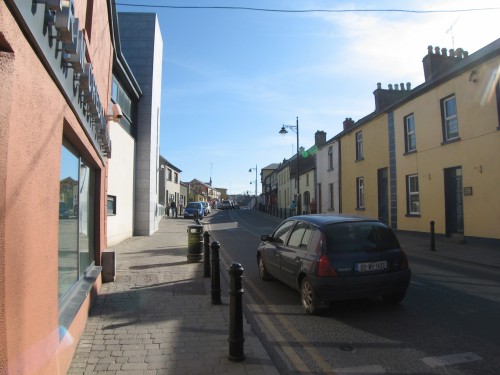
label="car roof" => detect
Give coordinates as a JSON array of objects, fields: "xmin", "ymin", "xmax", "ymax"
[{"xmin": 286, "ymin": 214, "xmax": 381, "ymax": 227}]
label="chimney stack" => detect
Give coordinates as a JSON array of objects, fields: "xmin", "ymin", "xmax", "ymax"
[
  {"xmin": 373, "ymin": 82, "xmax": 412, "ymax": 111},
  {"xmin": 343, "ymin": 118, "xmax": 355, "ymax": 130},
  {"xmin": 423, "ymin": 45, "xmax": 469, "ymax": 82},
  {"xmin": 314, "ymin": 130, "xmax": 327, "ymax": 147}
]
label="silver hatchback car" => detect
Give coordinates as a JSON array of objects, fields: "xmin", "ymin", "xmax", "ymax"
[{"xmin": 257, "ymin": 214, "xmax": 411, "ymax": 314}]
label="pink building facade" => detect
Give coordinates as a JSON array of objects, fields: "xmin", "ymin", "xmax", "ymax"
[{"xmin": 1, "ymin": 1, "xmax": 115, "ymax": 373}]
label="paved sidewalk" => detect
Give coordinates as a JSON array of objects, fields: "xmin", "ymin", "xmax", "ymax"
[
  {"xmin": 68, "ymin": 217, "xmax": 279, "ymax": 375},
  {"xmin": 395, "ymin": 230, "xmax": 500, "ymax": 269}
]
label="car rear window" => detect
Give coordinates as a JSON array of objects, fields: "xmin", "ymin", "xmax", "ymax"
[
  {"xmin": 324, "ymin": 222, "xmax": 400, "ymax": 254},
  {"xmin": 186, "ymin": 203, "xmax": 199, "ymax": 208}
]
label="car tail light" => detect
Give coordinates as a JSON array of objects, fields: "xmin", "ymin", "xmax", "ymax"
[
  {"xmin": 318, "ymin": 255, "xmax": 338, "ymax": 277},
  {"xmin": 400, "ymin": 251, "xmax": 409, "ymax": 269}
]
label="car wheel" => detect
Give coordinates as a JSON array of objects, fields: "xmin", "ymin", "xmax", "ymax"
[
  {"xmin": 383, "ymin": 291, "xmax": 406, "ymax": 304},
  {"xmin": 258, "ymin": 256, "xmax": 271, "ymax": 280},
  {"xmin": 301, "ymin": 277, "xmax": 321, "ymax": 315}
]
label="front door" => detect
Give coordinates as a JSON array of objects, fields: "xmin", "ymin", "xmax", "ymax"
[
  {"xmin": 444, "ymin": 167, "xmax": 464, "ymax": 237},
  {"xmin": 378, "ymin": 168, "xmax": 389, "ymax": 224}
]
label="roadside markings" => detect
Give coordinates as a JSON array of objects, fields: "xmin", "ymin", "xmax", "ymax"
[
  {"xmin": 332, "ymin": 364, "xmax": 386, "ymax": 374},
  {"xmin": 246, "ymin": 303, "xmax": 310, "ymax": 373},
  {"xmin": 422, "ymin": 352, "xmax": 482, "ymax": 368}
]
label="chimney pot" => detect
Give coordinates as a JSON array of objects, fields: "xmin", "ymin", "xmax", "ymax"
[
  {"xmin": 428, "ymin": 45, "xmax": 433, "ymax": 54},
  {"xmin": 406, "ymin": 82, "xmax": 411, "ymax": 90},
  {"xmin": 388, "ymin": 84, "xmax": 393, "ymax": 90},
  {"xmin": 434, "ymin": 46, "xmax": 441, "ymax": 55},
  {"xmin": 400, "ymin": 83, "xmax": 405, "ymax": 90},
  {"xmin": 441, "ymin": 48, "xmax": 448, "ymax": 57},
  {"xmin": 377, "ymin": 82, "xmax": 382, "ymax": 89}
]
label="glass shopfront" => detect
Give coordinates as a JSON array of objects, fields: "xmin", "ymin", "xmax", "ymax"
[{"xmin": 58, "ymin": 140, "xmax": 95, "ymax": 300}]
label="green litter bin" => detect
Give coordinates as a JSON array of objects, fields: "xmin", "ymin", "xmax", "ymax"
[{"xmin": 187, "ymin": 224, "xmax": 204, "ymax": 261}]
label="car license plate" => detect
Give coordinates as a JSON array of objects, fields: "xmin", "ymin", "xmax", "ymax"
[{"xmin": 355, "ymin": 260, "xmax": 387, "ymax": 272}]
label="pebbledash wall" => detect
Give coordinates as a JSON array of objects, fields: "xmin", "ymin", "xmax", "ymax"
[{"xmin": 0, "ymin": 1, "xmax": 162, "ymax": 374}]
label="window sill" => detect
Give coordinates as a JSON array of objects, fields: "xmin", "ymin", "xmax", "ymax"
[
  {"xmin": 405, "ymin": 214, "xmax": 421, "ymax": 217},
  {"xmin": 355, "ymin": 207, "xmax": 365, "ymax": 211},
  {"xmin": 58, "ymin": 265, "xmax": 102, "ymax": 338},
  {"xmin": 441, "ymin": 137, "xmax": 461, "ymax": 145},
  {"xmin": 403, "ymin": 150, "xmax": 417, "ymax": 156},
  {"xmin": 355, "ymin": 158, "xmax": 364, "ymax": 162}
]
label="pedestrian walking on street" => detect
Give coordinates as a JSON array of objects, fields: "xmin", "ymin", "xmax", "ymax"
[
  {"xmin": 179, "ymin": 196, "xmax": 184, "ymax": 215},
  {"xmin": 170, "ymin": 200, "xmax": 177, "ymax": 218}
]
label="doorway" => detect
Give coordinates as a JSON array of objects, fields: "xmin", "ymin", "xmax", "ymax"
[{"xmin": 444, "ymin": 167, "xmax": 464, "ymax": 237}]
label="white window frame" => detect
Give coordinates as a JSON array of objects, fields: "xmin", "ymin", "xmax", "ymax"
[
  {"xmin": 407, "ymin": 174, "xmax": 420, "ymax": 215},
  {"xmin": 405, "ymin": 114, "xmax": 416, "ymax": 152},
  {"xmin": 443, "ymin": 95, "xmax": 459, "ymax": 141},
  {"xmin": 328, "ymin": 146, "xmax": 333, "ymax": 170},
  {"xmin": 356, "ymin": 177, "xmax": 365, "ymax": 209},
  {"xmin": 356, "ymin": 131, "xmax": 363, "ymax": 160}
]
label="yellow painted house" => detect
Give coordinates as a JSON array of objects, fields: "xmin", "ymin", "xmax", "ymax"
[{"xmin": 338, "ymin": 39, "xmax": 500, "ymax": 242}]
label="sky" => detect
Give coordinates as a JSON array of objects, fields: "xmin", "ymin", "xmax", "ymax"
[{"xmin": 115, "ymin": 0, "xmax": 500, "ymax": 197}]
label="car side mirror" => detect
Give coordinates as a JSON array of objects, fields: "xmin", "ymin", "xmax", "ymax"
[
  {"xmin": 261, "ymin": 234, "xmax": 271, "ymax": 242},
  {"xmin": 261, "ymin": 234, "xmax": 283, "ymax": 245}
]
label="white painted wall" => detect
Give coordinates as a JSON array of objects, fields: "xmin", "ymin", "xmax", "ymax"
[
  {"xmin": 107, "ymin": 123, "xmax": 135, "ymax": 246},
  {"xmin": 316, "ymin": 140, "xmax": 340, "ymax": 214}
]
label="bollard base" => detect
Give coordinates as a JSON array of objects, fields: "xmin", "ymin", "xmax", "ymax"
[
  {"xmin": 211, "ymin": 291, "xmax": 222, "ymax": 305},
  {"xmin": 228, "ymin": 354, "xmax": 245, "ymax": 362},
  {"xmin": 187, "ymin": 254, "xmax": 203, "ymax": 262},
  {"xmin": 228, "ymin": 340, "xmax": 245, "ymax": 362}
]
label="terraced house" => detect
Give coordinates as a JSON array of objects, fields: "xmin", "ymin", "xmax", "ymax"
[{"xmin": 334, "ymin": 39, "xmax": 500, "ymax": 243}]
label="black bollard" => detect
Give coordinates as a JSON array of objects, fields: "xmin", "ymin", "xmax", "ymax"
[
  {"xmin": 203, "ymin": 231, "xmax": 211, "ymax": 277},
  {"xmin": 430, "ymin": 220, "xmax": 436, "ymax": 251},
  {"xmin": 228, "ymin": 263, "xmax": 245, "ymax": 361},
  {"xmin": 211, "ymin": 241, "xmax": 222, "ymax": 305}
]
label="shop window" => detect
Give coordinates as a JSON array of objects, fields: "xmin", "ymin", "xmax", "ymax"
[{"xmin": 58, "ymin": 140, "xmax": 95, "ymax": 300}]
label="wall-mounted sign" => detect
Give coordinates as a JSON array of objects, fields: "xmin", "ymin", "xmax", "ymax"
[
  {"xmin": 464, "ymin": 187, "xmax": 473, "ymax": 196},
  {"xmin": 31, "ymin": 0, "xmax": 111, "ymax": 157}
]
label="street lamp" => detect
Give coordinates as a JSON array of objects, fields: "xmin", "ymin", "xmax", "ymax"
[
  {"xmin": 249, "ymin": 165, "xmax": 258, "ymax": 209},
  {"xmin": 279, "ymin": 116, "xmax": 300, "ymax": 215}
]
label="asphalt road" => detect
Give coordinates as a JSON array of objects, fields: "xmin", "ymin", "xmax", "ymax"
[{"xmin": 205, "ymin": 209, "xmax": 500, "ymax": 375}]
